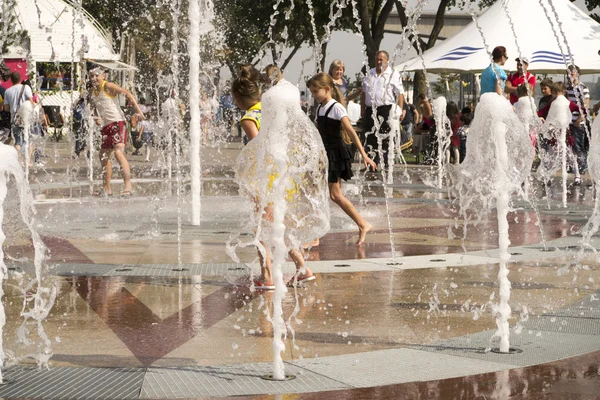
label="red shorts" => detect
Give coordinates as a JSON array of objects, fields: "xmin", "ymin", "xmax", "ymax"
[{"xmin": 101, "ymin": 121, "xmax": 127, "ymax": 149}]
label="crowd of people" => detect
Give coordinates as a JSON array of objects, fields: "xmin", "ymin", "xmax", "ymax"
[
  {"xmin": 478, "ymin": 46, "xmax": 592, "ymax": 185},
  {"xmin": 0, "ymin": 48, "xmax": 596, "ymax": 290}
]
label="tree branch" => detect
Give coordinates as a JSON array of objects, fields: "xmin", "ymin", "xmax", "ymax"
[
  {"xmin": 371, "ymin": 0, "xmax": 382, "ymax": 37},
  {"xmin": 393, "ymin": 1, "xmax": 427, "ymax": 52},
  {"xmin": 358, "ymin": 0, "xmax": 376, "ymax": 52},
  {"xmin": 427, "ymin": 0, "xmax": 450, "ymax": 49},
  {"xmin": 281, "ymin": 42, "xmax": 302, "ymax": 71},
  {"xmin": 373, "ymin": 0, "xmax": 396, "ymax": 42}
]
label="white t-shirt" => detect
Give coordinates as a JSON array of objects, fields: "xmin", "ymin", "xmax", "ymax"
[
  {"xmin": 347, "ymin": 101, "xmax": 361, "ymax": 124},
  {"xmin": 317, "ymin": 99, "xmax": 347, "ymax": 121},
  {"xmin": 139, "ymin": 120, "xmax": 155, "ymax": 133}
]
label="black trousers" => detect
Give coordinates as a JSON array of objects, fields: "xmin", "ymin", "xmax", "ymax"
[{"xmin": 361, "ymin": 105, "xmax": 392, "ymax": 167}]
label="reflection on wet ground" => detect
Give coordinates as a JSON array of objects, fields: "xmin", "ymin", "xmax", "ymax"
[
  {"xmin": 1, "ymin": 141, "xmax": 599, "ymax": 398},
  {"xmin": 235, "ymin": 350, "xmax": 600, "ymax": 399}
]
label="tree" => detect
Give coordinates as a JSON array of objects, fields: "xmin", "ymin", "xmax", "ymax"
[
  {"xmin": 355, "ymin": 0, "xmax": 396, "ymax": 68},
  {"xmin": 213, "ymin": 0, "xmax": 357, "ymax": 76},
  {"xmin": 0, "ymin": 0, "xmax": 28, "ymax": 55},
  {"xmin": 580, "ymin": 0, "xmax": 600, "ymax": 22}
]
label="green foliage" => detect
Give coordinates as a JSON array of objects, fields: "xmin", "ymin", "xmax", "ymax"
[
  {"xmin": 431, "ymin": 73, "xmax": 461, "ymax": 97},
  {"xmin": 581, "ymin": 0, "xmax": 600, "ymax": 22},
  {"xmin": 213, "ymin": 0, "xmax": 357, "ymax": 74},
  {"xmin": 0, "ymin": 0, "xmax": 28, "ymax": 55}
]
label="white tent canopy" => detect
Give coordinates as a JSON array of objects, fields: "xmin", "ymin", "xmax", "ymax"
[
  {"xmin": 7, "ymin": 0, "xmax": 120, "ymax": 63},
  {"xmin": 395, "ymin": 0, "xmax": 600, "ymax": 74}
]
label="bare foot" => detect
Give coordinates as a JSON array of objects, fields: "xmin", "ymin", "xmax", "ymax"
[{"xmin": 357, "ymin": 222, "xmax": 372, "ymax": 246}]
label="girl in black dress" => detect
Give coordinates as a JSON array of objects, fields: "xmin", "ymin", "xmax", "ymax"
[{"xmin": 307, "ymin": 72, "xmax": 376, "ymax": 246}]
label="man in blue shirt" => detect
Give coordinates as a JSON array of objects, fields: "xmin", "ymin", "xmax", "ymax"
[{"xmin": 480, "ymin": 46, "xmax": 508, "ymax": 96}]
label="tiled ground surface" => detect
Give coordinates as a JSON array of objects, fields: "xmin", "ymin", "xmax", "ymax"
[{"xmin": 0, "ymin": 141, "xmax": 598, "ymax": 398}]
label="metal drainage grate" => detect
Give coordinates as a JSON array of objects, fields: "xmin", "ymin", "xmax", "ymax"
[
  {"xmin": 115, "ymin": 268, "xmax": 132, "ymax": 272},
  {"xmin": 430, "ymin": 259, "xmax": 446, "ymax": 262},
  {"xmin": 261, "ymin": 374, "xmax": 297, "ymax": 381},
  {"xmin": 510, "ymin": 252, "xmax": 522, "ymax": 256},
  {"xmin": 539, "ymin": 248, "xmax": 556, "ymax": 252},
  {"xmin": 172, "ymin": 268, "xmax": 189, "ymax": 272},
  {"xmin": 334, "ymin": 264, "xmax": 351, "ymax": 268},
  {"xmin": 386, "ymin": 262, "xmax": 403, "ymax": 266},
  {"xmin": 490, "ymin": 347, "xmax": 523, "ymax": 354}
]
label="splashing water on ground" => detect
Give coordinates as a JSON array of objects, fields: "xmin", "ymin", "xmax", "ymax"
[
  {"xmin": 452, "ymin": 93, "xmax": 534, "ymax": 352},
  {"xmin": 0, "ymin": 144, "xmax": 57, "ymax": 381},
  {"xmin": 229, "ymin": 81, "xmax": 329, "ymax": 378}
]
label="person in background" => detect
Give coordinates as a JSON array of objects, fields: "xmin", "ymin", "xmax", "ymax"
[
  {"xmin": 513, "ymin": 83, "xmax": 538, "ymax": 150},
  {"xmin": 328, "ymin": 59, "xmax": 361, "ymax": 106},
  {"xmin": 566, "ymin": 64, "xmax": 590, "ymax": 175},
  {"xmin": 0, "ymin": 72, "xmax": 10, "ymax": 144},
  {"xmin": 3, "ymin": 71, "xmax": 33, "ymax": 157},
  {"xmin": 72, "ymin": 96, "xmax": 87, "ymax": 158},
  {"xmin": 3, "ymin": 72, "xmax": 33, "ymax": 160},
  {"xmin": 480, "ymin": 46, "xmax": 508, "ymax": 96},
  {"xmin": 539, "ymin": 82, "xmax": 582, "ymax": 185},
  {"xmin": 538, "ymin": 78, "xmax": 554, "ymax": 111},
  {"xmin": 218, "ymin": 88, "xmax": 235, "ymax": 134},
  {"xmin": 414, "ymin": 93, "xmax": 433, "ymax": 134},
  {"xmin": 505, "ymin": 56, "xmax": 536, "ymax": 105},
  {"xmin": 401, "ymin": 98, "xmax": 419, "ymax": 141},
  {"xmin": 361, "ymin": 50, "xmax": 405, "ymax": 169},
  {"xmin": 457, "ymin": 107, "xmax": 472, "ymax": 163},
  {"xmin": 446, "ymin": 101, "xmax": 461, "ymax": 165},
  {"xmin": 88, "ymin": 66, "xmax": 144, "ymax": 197},
  {"xmin": 138, "ymin": 107, "xmax": 156, "ymax": 162}
]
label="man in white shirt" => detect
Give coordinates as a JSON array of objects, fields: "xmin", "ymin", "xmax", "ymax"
[
  {"xmin": 361, "ymin": 51, "xmax": 405, "ymax": 169},
  {"xmin": 3, "ymin": 71, "xmax": 33, "ymax": 155}
]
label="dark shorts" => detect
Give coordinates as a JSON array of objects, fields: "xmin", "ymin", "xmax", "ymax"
[
  {"xmin": 12, "ymin": 125, "xmax": 25, "ymax": 147},
  {"xmin": 101, "ymin": 121, "xmax": 127, "ymax": 149},
  {"xmin": 142, "ymin": 131, "xmax": 154, "ymax": 144}
]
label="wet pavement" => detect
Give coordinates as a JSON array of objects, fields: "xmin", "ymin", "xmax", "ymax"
[{"xmin": 0, "ymin": 140, "xmax": 599, "ymax": 399}]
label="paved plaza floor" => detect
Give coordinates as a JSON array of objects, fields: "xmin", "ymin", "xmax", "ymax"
[{"xmin": 1, "ymin": 140, "xmax": 599, "ymax": 399}]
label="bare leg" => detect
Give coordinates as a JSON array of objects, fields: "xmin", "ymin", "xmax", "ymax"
[
  {"xmin": 99, "ymin": 149, "xmax": 113, "ymax": 194},
  {"xmin": 453, "ymin": 146, "xmax": 460, "ymax": 165},
  {"xmin": 257, "ymin": 242, "xmax": 273, "ymax": 284},
  {"xmin": 329, "ymin": 181, "xmax": 372, "ymax": 246},
  {"xmin": 289, "ymin": 249, "xmax": 312, "ymax": 277},
  {"xmin": 112, "ymin": 143, "xmax": 132, "ymax": 193}
]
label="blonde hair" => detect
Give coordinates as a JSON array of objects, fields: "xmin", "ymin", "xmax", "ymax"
[
  {"xmin": 264, "ymin": 64, "xmax": 282, "ymax": 86},
  {"xmin": 231, "ymin": 64, "xmax": 262, "ymax": 109},
  {"xmin": 328, "ymin": 60, "xmax": 344, "ymax": 76}
]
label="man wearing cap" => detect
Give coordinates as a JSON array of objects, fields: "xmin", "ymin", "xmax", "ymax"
[
  {"xmin": 480, "ymin": 46, "xmax": 508, "ymax": 96},
  {"xmin": 505, "ymin": 56, "xmax": 536, "ymax": 105}
]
